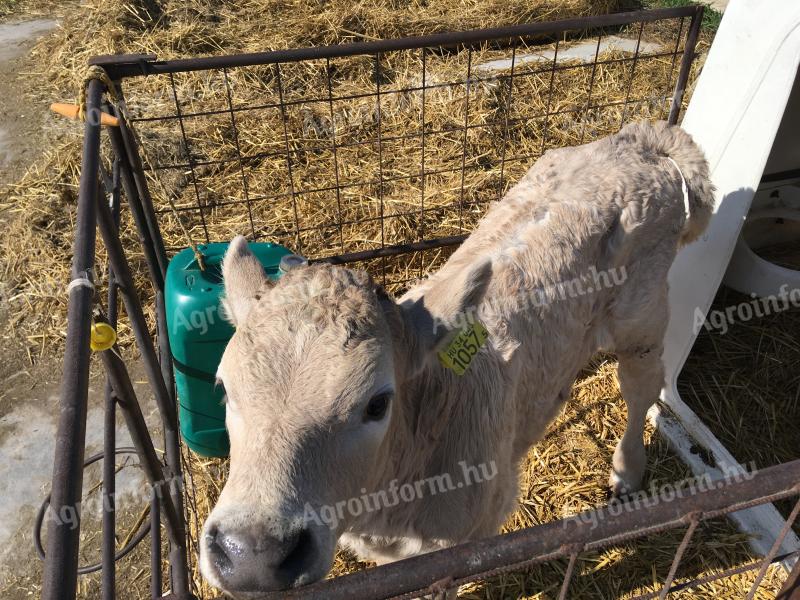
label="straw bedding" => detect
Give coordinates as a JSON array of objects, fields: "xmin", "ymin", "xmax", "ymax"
[{"xmin": 0, "ymin": 0, "xmax": 795, "ymax": 598}]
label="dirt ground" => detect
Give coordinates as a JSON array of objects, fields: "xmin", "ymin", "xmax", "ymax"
[
  {"xmin": 0, "ymin": 14, "xmax": 63, "ymax": 587},
  {"xmin": 0, "ymin": 19, "xmax": 59, "ymax": 185}
]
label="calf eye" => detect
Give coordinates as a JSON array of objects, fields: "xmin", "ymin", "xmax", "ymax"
[{"xmin": 363, "ymin": 392, "xmax": 392, "ymax": 422}]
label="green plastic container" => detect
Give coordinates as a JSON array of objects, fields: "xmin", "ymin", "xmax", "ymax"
[{"xmin": 165, "ymin": 242, "xmax": 292, "ymax": 457}]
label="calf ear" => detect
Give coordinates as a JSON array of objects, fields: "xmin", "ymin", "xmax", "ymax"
[
  {"xmin": 398, "ymin": 260, "xmax": 492, "ymax": 371},
  {"xmin": 222, "ymin": 236, "xmax": 269, "ymax": 326}
]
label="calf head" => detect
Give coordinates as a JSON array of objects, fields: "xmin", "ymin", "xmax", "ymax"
[{"xmin": 200, "ymin": 236, "xmax": 491, "ymax": 597}]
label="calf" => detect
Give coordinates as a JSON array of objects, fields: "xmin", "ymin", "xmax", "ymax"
[{"xmin": 200, "ymin": 121, "xmax": 714, "ymax": 597}]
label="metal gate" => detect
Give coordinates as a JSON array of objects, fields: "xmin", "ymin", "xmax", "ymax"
[{"xmin": 40, "ymin": 4, "xmax": 800, "ymax": 599}]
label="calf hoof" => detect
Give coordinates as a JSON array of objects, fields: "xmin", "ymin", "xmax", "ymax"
[{"xmin": 608, "ymin": 468, "xmax": 643, "ymax": 498}]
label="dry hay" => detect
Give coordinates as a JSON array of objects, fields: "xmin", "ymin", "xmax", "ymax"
[
  {"xmin": 3, "ymin": 1, "xmax": 787, "ymax": 599},
  {"xmin": 678, "ymin": 242, "xmax": 800, "ymax": 534}
]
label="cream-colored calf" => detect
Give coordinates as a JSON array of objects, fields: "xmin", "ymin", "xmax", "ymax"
[{"xmin": 200, "ymin": 121, "xmax": 714, "ymax": 597}]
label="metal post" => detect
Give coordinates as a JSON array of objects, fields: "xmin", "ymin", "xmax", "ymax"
[
  {"xmin": 96, "ymin": 332, "xmax": 183, "ymax": 547},
  {"xmin": 94, "ymin": 187, "xmax": 191, "ymax": 594},
  {"xmin": 94, "ymin": 192, "xmax": 177, "ymax": 428},
  {"xmin": 101, "ymin": 158, "xmax": 121, "ymax": 600},
  {"xmin": 157, "ymin": 290, "xmax": 189, "ymax": 593},
  {"xmin": 151, "ymin": 493, "xmax": 162, "ymax": 599},
  {"xmin": 668, "ymin": 6, "xmax": 704, "ymax": 124},
  {"xmin": 113, "ymin": 88, "xmax": 170, "ymax": 280},
  {"xmin": 106, "ymin": 121, "xmax": 165, "ymax": 293},
  {"xmin": 42, "ymin": 78, "xmax": 103, "ymax": 600}
]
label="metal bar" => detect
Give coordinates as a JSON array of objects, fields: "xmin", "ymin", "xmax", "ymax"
[
  {"xmin": 94, "ymin": 194, "xmax": 177, "ymax": 429},
  {"xmin": 633, "ymin": 551, "xmax": 800, "ymax": 600},
  {"xmin": 375, "ymin": 53, "xmax": 386, "ymax": 251},
  {"xmin": 114, "ymin": 86, "xmax": 190, "ymax": 596},
  {"xmin": 578, "ymin": 33, "xmax": 603, "ymax": 144},
  {"xmin": 668, "ymin": 7, "xmax": 703, "ymax": 124},
  {"xmin": 184, "ymin": 198, "xmax": 481, "ymax": 247},
  {"xmin": 156, "ymin": 290, "xmax": 190, "ymax": 595},
  {"xmin": 497, "ymin": 44, "xmax": 516, "ymax": 196},
  {"xmin": 651, "ymin": 399, "xmax": 800, "ymax": 563},
  {"xmin": 418, "ymin": 47, "xmax": 427, "ymax": 279},
  {"xmin": 151, "ymin": 493, "xmax": 162, "ymax": 598},
  {"xmin": 41, "ymin": 78, "xmax": 103, "ymax": 600},
  {"xmin": 259, "ymin": 459, "xmax": 800, "ymax": 600},
  {"xmin": 90, "ymin": 6, "xmax": 701, "ymax": 78},
  {"xmin": 457, "ymin": 48, "xmax": 473, "ymax": 231},
  {"xmin": 318, "ymin": 234, "xmax": 467, "ymax": 265},
  {"xmin": 146, "ymin": 80, "xmax": 680, "ymax": 174},
  {"xmin": 660, "ymin": 16, "xmax": 686, "ymax": 122},
  {"xmin": 102, "ymin": 158, "xmax": 121, "ymax": 600},
  {"xmin": 113, "ymin": 88, "xmax": 169, "ymax": 285},
  {"xmin": 778, "ymin": 553, "xmax": 800, "ymax": 600},
  {"xmin": 761, "ymin": 167, "xmax": 800, "ymax": 184},
  {"xmin": 94, "ymin": 188, "xmax": 191, "ymax": 593},
  {"xmin": 101, "ymin": 369, "xmax": 117, "ymax": 597},
  {"xmin": 95, "ymin": 330, "xmax": 183, "ymax": 547},
  {"xmin": 556, "ymin": 548, "xmax": 580, "ymax": 600},
  {"xmin": 747, "ymin": 496, "xmax": 800, "ymax": 599},
  {"xmin": 374, "ymin": 53, "xmax": 387, "ymax": 286},
  {"xmin": 538, "ymin": 39, "xmax": 559, "ymax": 156},
  {"xmin": 275, "ymin": 62, "xmax": 303, "ymax": 253},
  {"xmin": 222, "ymin": 67, "xmax": 257, "ymax": 239},
  {"xmin": 106, "ymin": 124, "xmax": 165, "ymax": 292},
  {"xmin": 324, "ymin": 57, "xmax": 345, "ymax": 253},
  {"xmin": 658, "ymin": 516, "xmax": 699, "ymax": 600},
  {"xmin": 619, "ymin": 20, "xmax": 645, "ymax": 127}
]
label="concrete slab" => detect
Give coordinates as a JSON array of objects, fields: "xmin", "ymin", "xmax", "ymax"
[{"xmin": 475, "ymin": 35, "xmax": 664, "ymax": 73}]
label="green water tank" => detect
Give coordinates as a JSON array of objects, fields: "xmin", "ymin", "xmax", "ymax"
[{"xmin": 165, "ymin": 241, "xmax": 293, "ymax": 457}]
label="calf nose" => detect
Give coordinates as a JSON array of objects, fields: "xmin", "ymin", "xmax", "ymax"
[{"xmin": 204, "ymin": 524, "xmax": 313, "ymax": 591}]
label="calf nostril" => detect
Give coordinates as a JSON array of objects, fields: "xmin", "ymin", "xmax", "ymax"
[
  {"xmin": 278, "ymin": 529, "xmax": 313, "ymax": 576},
  {"xmin": 218, "ymin": 530, "xmax": 249, "ymax": 559},
  {"xmin": 205, "ymin": 527, "xmax": 235, "ymax": 576}
]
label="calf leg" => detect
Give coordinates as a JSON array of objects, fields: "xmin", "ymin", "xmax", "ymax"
[
  {"xmin": 608, "ymin": 345, "xmax": 664, "ymax": 496},
  {"xmin": 607, "ymin": 276, "xmax": 669, "ymax": 497}
]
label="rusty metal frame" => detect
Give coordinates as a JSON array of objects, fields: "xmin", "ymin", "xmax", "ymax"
[
  {"xmin": 270, "ymin": 460, "xmax": 800, "ymax": 600},
  {"xmin": 40, "ymin": 5, "xmax": 800, "ymax": 599}
]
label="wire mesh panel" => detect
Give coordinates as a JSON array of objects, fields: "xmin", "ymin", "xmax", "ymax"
[
  {"xmin": 103, "ymin": 6, "xmax": 700, "ymax": 294},
  {"xmin": 238, "ymin": 460, "xmax": 800, "ymax": 600}
]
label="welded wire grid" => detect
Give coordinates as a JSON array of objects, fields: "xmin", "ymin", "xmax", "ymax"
[
  {"xmin": 382, "ymin": 488, "xmax": 800, "ymax": 600},
  {"xmin": 123, "ymin": 11, "xmax": 696, "ymax": 292}
]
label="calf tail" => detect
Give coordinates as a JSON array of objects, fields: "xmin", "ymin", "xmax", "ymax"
[{"xmin": 621, "ymin": 121, "xmax": 716, "ymax": 246}]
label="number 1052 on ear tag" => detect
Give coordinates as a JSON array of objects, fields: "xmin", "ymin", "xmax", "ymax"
[{"xmin": 438, "ymin": 320, "xmax": 489, "ymax": 376}]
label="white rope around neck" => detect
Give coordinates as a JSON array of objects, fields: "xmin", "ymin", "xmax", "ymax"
[{"xmin": 666, "ymin": 156, "xmax": 691, "ymax": 219}]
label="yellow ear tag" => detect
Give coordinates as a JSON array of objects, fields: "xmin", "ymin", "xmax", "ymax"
[
  {"xmin": 90, "ymin": 322, "xmax": 117, "ymax": 352},
  {"xmin": 438, "ymin": 320, "xmax": 489, "ymax": 376}
]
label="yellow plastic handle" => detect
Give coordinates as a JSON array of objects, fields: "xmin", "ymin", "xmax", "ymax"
[{"xmin": 90, "ymin": 322, "xmax": 117, "ymax": 351}]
